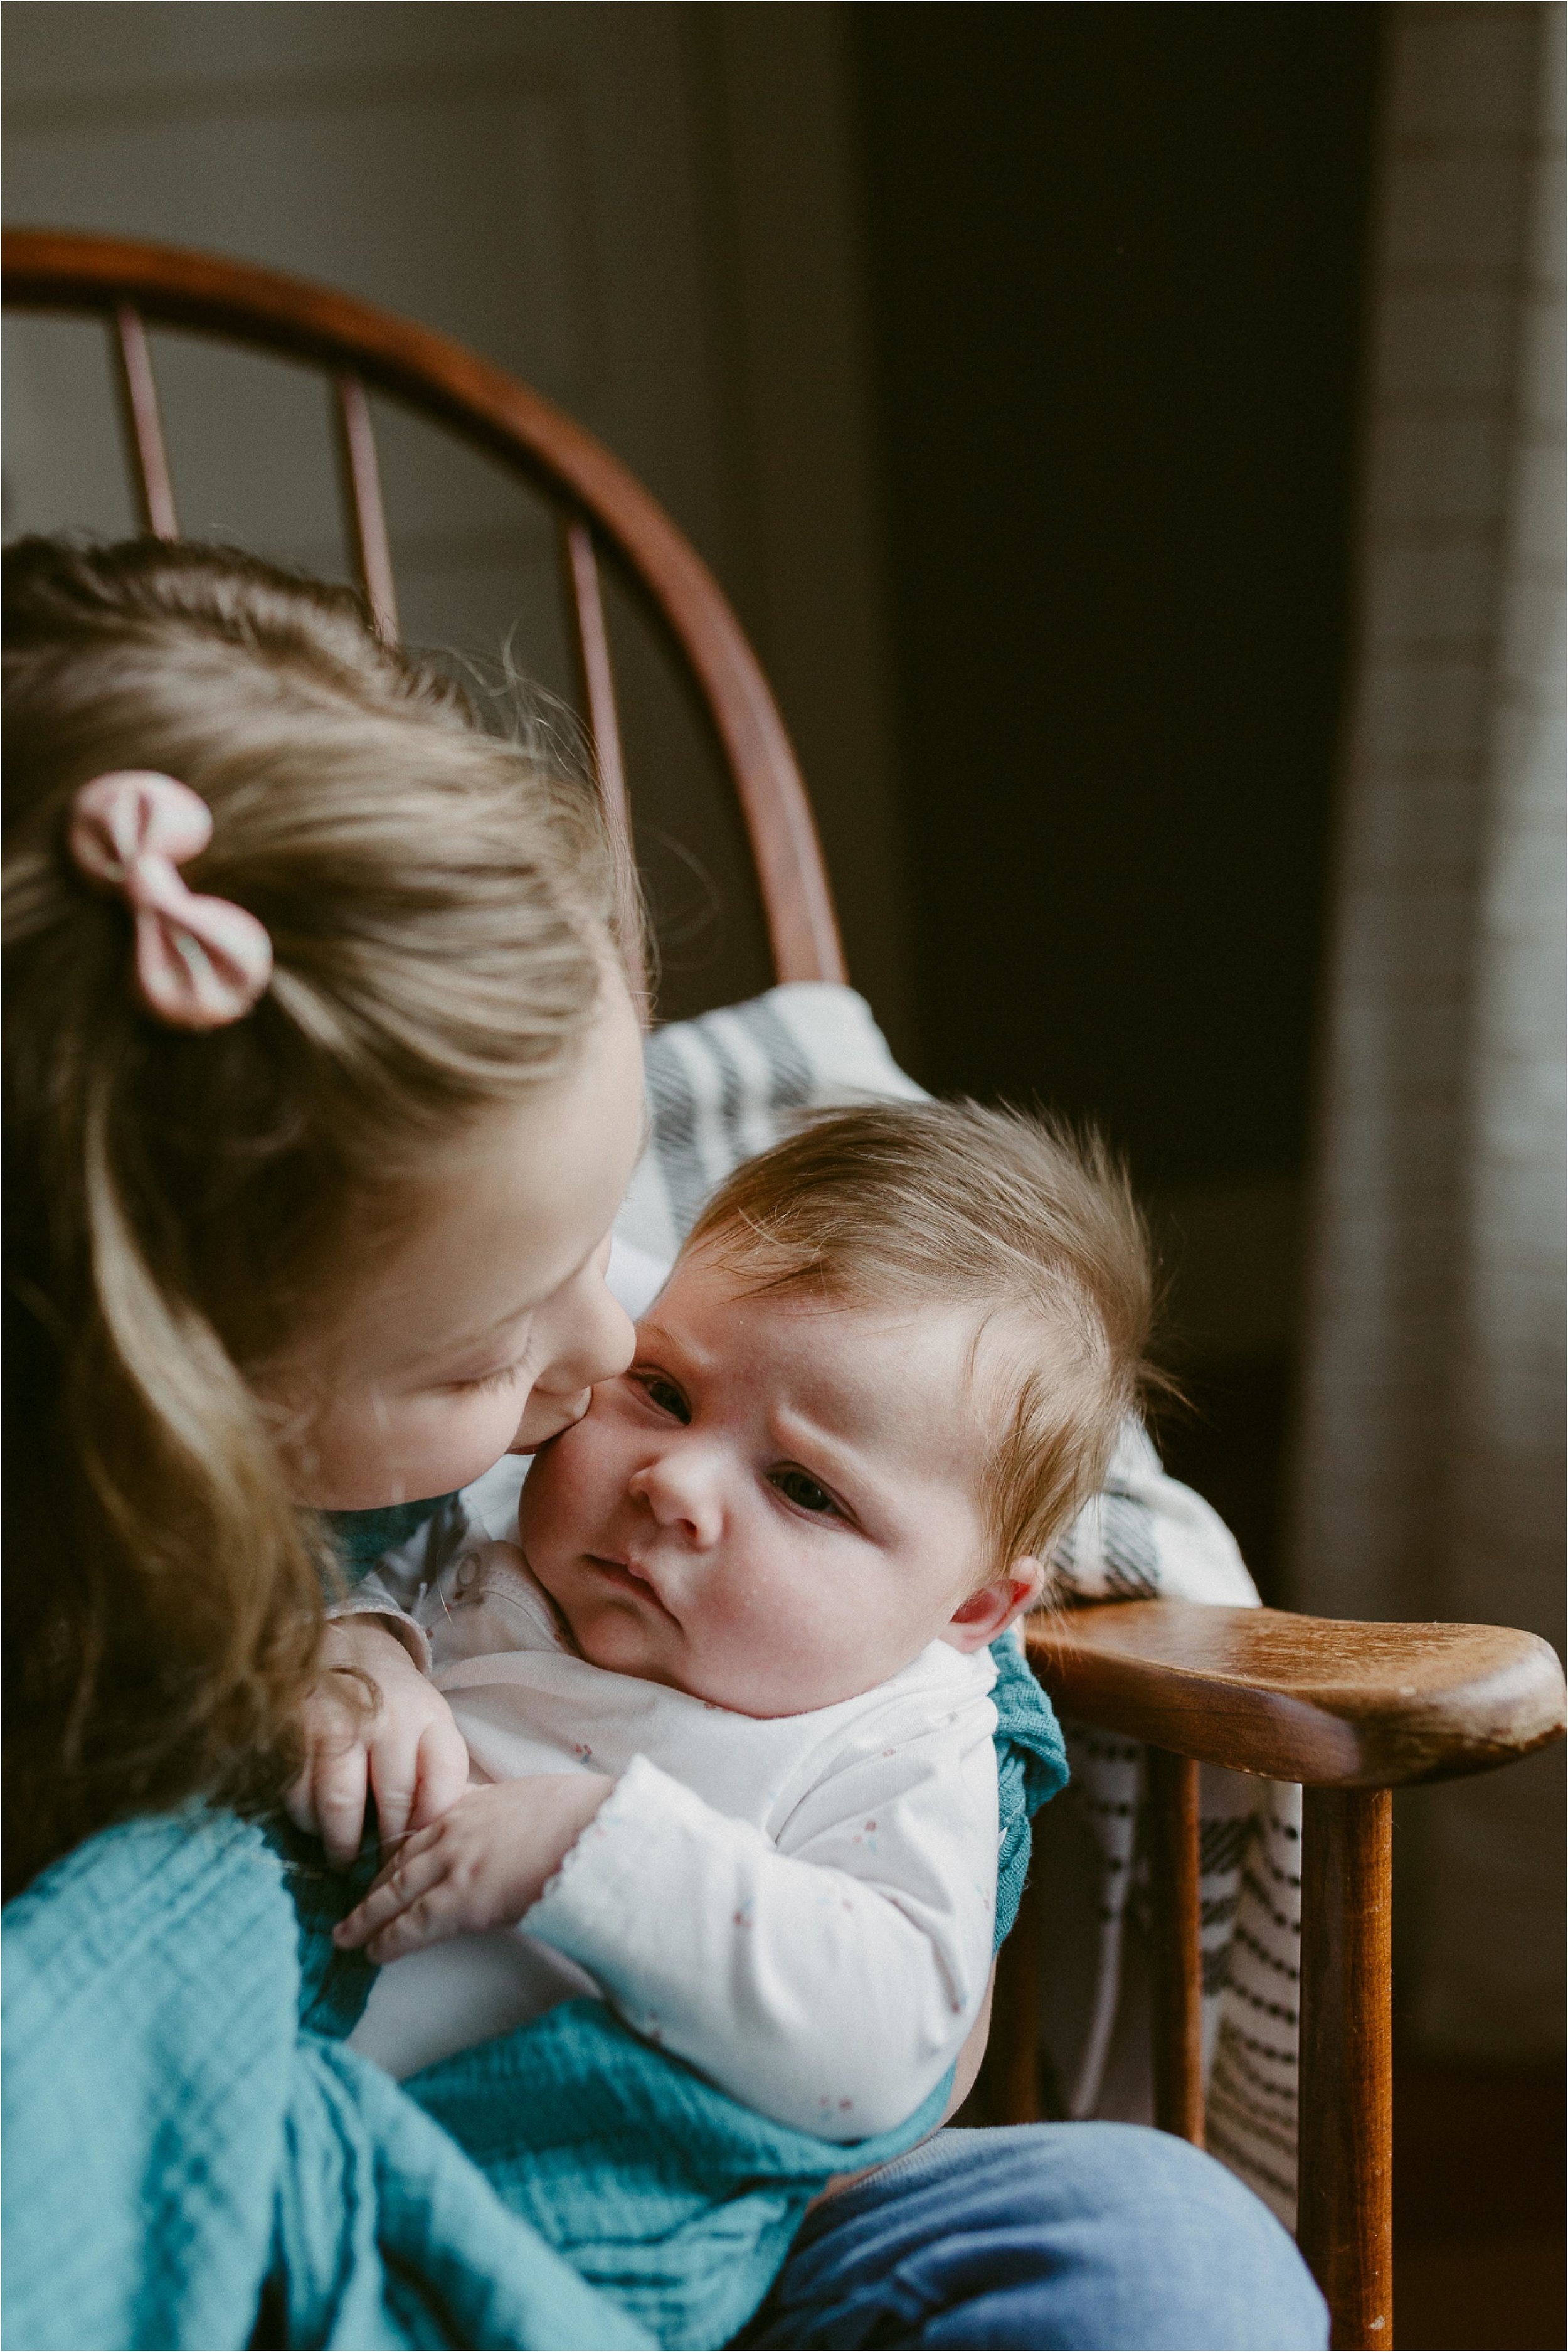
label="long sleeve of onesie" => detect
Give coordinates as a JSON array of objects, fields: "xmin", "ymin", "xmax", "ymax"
[{"xmin": 520, "ymin": 1698, "xmax": 999, "ymax": 2141}]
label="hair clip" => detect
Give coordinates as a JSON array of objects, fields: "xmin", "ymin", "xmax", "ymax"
[{"xmin": 67, "ymin": 770, "xmax": 273, "ymax": 1031}]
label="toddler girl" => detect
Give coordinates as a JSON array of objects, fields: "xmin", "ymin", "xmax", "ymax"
[{"xmin": 3, "ymin": 531, "xmax": 645, "ymax": 1892}]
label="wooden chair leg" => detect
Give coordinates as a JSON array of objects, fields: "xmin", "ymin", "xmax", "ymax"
[
  {"xmin": 1298, "ymin": 1787, "xmax": 1393, "ymax": 2351},
  {"xmin": 1148, "ymin": 1748, "xmax": 1205, "ymax": 2144}
]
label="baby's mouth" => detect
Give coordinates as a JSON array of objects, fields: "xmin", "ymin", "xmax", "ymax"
[{"xmin": 586, "ymin": 1552, "xmax": 678, "ymax": 1620}]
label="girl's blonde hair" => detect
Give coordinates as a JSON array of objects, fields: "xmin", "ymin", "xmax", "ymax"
[
  {"xmin": 3, "ymin": 535, "xmax": 618, "ymax": 1894},
  {"xmin": 687, "ymin": 1101, "xmax": 1159, "ymax": 1585}
]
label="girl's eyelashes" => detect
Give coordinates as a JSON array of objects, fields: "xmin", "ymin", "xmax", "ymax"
[
  {"xmin": 449, "ymin": 1358, "xmax": 526, "ymax": 1397},
  {"xmin": 634, "ymin": 1369, "xmax": 691, "ymax": 1424},
  {"xmin": 768, "ymin": 1465, "xmax": 849, "ymax": 1522}
]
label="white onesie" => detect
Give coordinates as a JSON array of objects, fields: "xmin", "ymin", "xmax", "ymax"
[{"xmin": 344, "ymin": 1503, "xmax": 999, "ymax": 2142}]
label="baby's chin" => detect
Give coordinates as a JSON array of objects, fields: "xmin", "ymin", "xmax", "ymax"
[
  {"xmin": 548, "ymin": 1608, "xmax": 803, "ymax": 1716},
  {"xmin": 697, "ymin": 1619, "xmax": 954, "ymax": 1718},
  {"xmin": 642, "ymin": 1646, "xmax": 930, "ymax": 1721}
]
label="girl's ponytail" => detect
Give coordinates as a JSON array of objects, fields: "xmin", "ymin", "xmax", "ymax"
[{"xmin": 3, "ymin": 1075, "xmax": 323, "ymax": 1895}]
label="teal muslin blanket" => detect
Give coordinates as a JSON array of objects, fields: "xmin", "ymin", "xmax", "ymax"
[
  {"xmin": 1, "ymin": 1807, "xmax": 650, "ymax": 2352},
  {"xmin": 3, "ymin": 1641, "xmax": 1064, "ymax": 2351}
]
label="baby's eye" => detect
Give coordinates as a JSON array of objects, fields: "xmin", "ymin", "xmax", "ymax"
[
  {"xmin": 637, "ymin": 1372, "xmax": 691, "ymax": 1424},
  {"xmin": 769, "ymin": 1467, "xmax": 844, "ymax": 1519}
]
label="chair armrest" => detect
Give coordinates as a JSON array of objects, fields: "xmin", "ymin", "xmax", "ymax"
[{"xmin": 1026, "ymin": 1602, "xmax": 1566, "ymax": 1787}]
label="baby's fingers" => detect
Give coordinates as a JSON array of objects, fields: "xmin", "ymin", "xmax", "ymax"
[
  {"xmin": 333, "ymin": 1831, "xmax": 447, "ymax": 1950},
  {"xmin": 361, "ymin": 1893, "xmax": 464, "ymax": 1964},
  {"xmin": 338, "ymin": 1869, "xmax": 465, "ymax": 1965}
]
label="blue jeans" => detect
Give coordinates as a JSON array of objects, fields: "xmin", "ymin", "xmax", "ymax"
[{"xmin": 742, "ymin": 2124, "xmax": 1329, "ymax": 2350}]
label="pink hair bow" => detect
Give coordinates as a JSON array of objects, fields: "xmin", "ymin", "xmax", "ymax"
[{"xmin": 67, "ymin": 771, "xmax": 273, "ymax": 1031}]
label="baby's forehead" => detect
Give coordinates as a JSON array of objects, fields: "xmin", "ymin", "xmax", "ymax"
[
  {"xmin": 670, "ymin": 1247, "xmax": 975, "ymax": 1343},
  {"xmin": 658, "ymin": 1249, "xmax": 1015, "ymax": 1454},
  {"xmin": 697, "ymin": 1247, "xmax": 1019, "ymax": 1344}
]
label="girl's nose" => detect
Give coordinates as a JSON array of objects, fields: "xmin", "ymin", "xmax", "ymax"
[
  {"xmin": 534, "ymin": 1253, "xmax": 637, "ymax": 1402},
  {"xmin": 511, "ymin": 1249, "xmax": 636, "ymax": 1450},
  {"xmin": 628, "ymin": 1450, "xmax": 723, "ymax": 1548}
]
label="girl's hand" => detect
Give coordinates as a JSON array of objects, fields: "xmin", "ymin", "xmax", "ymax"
[
  {"xmin": 332, "ymin": 1773, "xmax": 615, "ymax": 1961},
  {"xmin": 287, "ymin": 1617, "xmax": 470, "ymax": 1866}
]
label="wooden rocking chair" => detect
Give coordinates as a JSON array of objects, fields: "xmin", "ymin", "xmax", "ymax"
[{"xmin": 6, "ymin": 228, "xmax": 1563, "ymax": 2352}]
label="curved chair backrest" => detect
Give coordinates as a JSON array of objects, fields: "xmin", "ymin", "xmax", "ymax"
[{"xmin": 1, "ymin": 228, "xmax": 848, "ymax": 1003}]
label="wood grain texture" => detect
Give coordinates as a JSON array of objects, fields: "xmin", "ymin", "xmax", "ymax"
[
  {"xmin": 558, "ymin": 516, "xmax": 647, "ymax": 1013},
  {"xmin": 331, "ymin": 375, "xmax": 399, "ymax": 644},
  {"xmin": 1298, "ymin": 1788, "xmax": 1393, "ymax": 2351},
  {"xmin": 1028, "ymin": 1603, "xmax": 1566, "ymax": 1787},
  {"xmin": 5, "ymin": 228, "xmax": 845, "ymax": 989},
  {"xmin": 109, "ymin": 304, "xmax": 177, "ymax": 539},
  {"xmin": 1148, "ymin": 1749, "xmax": 1205, "ymax": 2144}
]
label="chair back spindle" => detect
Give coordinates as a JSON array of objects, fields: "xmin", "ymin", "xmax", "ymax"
[
  {"xmin": 5, "ymin": 229, "xmax": 845, "ymax": 994},
  {"xmin": 331, "ymin": 374, "xmax": 400, "ymax": 645},
  {"xmin": 558, "ymin": 514, "xmax": 645, "ymax": 1007},
  {"xmin": 110, "ymin": 303, "xmax": 177, "ymax": 540}
]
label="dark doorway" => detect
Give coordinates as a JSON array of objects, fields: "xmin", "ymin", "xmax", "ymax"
[{"xmin": 850, "ymin": 2, "xmax": 1385, "ymax": 1596}]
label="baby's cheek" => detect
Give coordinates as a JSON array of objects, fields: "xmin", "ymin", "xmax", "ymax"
[
  {"xmin": 515, "ymin": 1454, "xmax": 560, "ymax": 1547},
  {"xmin": 517, "ymin": 1419, "xmax": 598, "ymax": 1543},
  {"xmin": 714, "ymin": 1576, "xmax": 834, "ymax": 1673}
]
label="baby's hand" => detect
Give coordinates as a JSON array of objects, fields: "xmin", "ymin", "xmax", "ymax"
[
  {"xmin": 332, "ymin": 1774, "xmax": 615, "ymax": 1962},
  {"xmin": 287, "ymin": 1617, "xmax": 470, "ymax": 1867}
]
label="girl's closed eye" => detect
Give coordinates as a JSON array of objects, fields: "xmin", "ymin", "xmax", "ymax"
[
  {"xmin": 448, "ymin": 1358, "xmax": 526, "ymax": 1396},
  {"xmin": 769, "ymin": 1466, "xmax": 849, "ymax": 1522}
]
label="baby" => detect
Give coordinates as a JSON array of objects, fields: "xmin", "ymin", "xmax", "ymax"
[{"xmin": 325, "ymin": 1101, "xmax": 1153, "ymax": 2139}]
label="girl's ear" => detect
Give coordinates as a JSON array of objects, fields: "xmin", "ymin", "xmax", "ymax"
[{"xmin": 939, "ymin": 1556, "xmax": 1047, "ymax": 1654}]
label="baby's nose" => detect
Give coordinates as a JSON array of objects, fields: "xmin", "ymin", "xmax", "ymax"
[{"xmin": 630, "ymin": 1451, "xmax": 722, "ymax": 1545}]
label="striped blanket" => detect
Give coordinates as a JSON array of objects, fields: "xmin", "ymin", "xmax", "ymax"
[{"xmin": 622, "ymin": 984, "xmax": 1303, "ymax": 2225}]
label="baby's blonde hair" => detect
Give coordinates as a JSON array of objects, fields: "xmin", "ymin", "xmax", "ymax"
[
  {"xmin": 3, "ymin": 535, "xmax": 618, "ymax": 1893},
  {"xmin": 688, "ymin": 1102, "xmax": 1157, "ymax": 1585}
]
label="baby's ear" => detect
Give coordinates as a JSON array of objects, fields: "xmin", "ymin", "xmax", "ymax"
[{"xmin": 939, "ymin": 1556, "xmax": 1047, "ymax": 1653}]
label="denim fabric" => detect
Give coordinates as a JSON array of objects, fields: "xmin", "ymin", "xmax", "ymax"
[{"xmin": 743, "ymin": 2123, "xmax": 1329, "ymax": 2351}]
